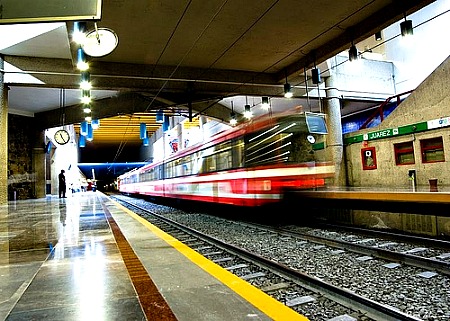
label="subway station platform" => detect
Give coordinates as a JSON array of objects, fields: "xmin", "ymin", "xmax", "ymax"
[{"xmin": 0, "ymin": 192, "xmax": 306, "ymax": 321}]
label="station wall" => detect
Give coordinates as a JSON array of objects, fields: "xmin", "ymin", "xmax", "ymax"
[{"xmin": 343, "ymin": 55, "xmax": 450, "ymax": 190}]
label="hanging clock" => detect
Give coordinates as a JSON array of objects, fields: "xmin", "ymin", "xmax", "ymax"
[
  {"xmin": 82, "ymin": 27, "xmax": 118, "ymax": 57},
  {"xmin": 54, "ymin": 129, "xmax": 70, "ymax": 145}
]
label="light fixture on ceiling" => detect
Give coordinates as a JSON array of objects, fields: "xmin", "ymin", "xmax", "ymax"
[
  {"xmin": 400, "ymin": 14, "xmax": 413, "ymax": 37},
  {"xmin": 80, "ymin": 121, "xmax": 88, "ymax": 136},
  {"xmin": 244, "ymin": 104, "xmax": 252, "ymax": 119},
  {"xmin": 375, "ymin": 31, "xmax": 382, "ymax": 41},
  {"xmin": 86, "ymin": 123, "xmax": 94, "ymax": 141},
  {"xmin": 73, "ymin": 22, "xmax": 87, "ymax": 44},
  {"xmin": 284, "ymin": 71, "xmax": 293, "ymax": 98},
  {"xmin": 311, "ymin": 61, "xmax": 321, "ymax": 85},
  {"xmin": 91, "ymin": 119, "xmax": 100, "ymax": 129},
  {"xmin": 79, "ymin": 134, "xmax": 86, "ymax": 148},
  {"xmin": 80, "ymin": 71, "xmax": 92, "ymax": 90},
  {"xmin": 81, "ymin": 90, "xmax": 91, "ymax": 104},
  {"xmin": 284, "ymin": 83, "xmax": 293, "ymax": 98},
  {"xmin": 83, "ymin": 106, "xmax": 91, "ymax": 113},
  {"xmin": 163, "ymin": 115, "xmax": 170, "ymax": 132},
  {"xmin": 244, "ymin": 97, "xmax": 252, "ymax": 119},
  {"xmin": 140, "ymin": 123, "xmax": 147, "ymax": 140},
  {"xmin": 76, "ymin": 48, "xmax": 89, "ymax": 71},
  {"xmin": 261, "ymin": 96, "xmax": 270, "ymax": 109},
  {"xmin": 230, "ymin": 101, "xmax": 237, "ymax": 126},
  {"xmin": 156, "ymin": 110, "xmax": 164, "ymax": 123},
  {"xmin": 348, "ymin": 43, "xmax": 358, "ymax": 61}
]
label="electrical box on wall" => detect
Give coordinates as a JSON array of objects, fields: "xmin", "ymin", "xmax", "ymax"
[{"xmin": 361, "ymin": 147, "xmax": 377, "ymax": 170}]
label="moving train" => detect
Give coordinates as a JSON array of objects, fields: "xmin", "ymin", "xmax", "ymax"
[{"xmin": 117, "ymin": 108, "xmax": 335, "ymax": 207}]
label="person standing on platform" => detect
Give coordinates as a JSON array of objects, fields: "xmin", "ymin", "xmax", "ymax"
[{"xmin": 58, "ymin": 169, "xmax": 66, "ymax": 198}]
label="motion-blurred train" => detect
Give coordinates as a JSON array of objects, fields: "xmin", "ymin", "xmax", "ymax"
[{"xmin": 117, "ymin": 109, "xmax": 335, "ymax": 207}]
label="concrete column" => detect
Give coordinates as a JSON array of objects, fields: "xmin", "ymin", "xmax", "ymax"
[
  {"xmin": 0, "ymin": 55, "xmax": 7, "ymax": 204},
  {"xmin": 32, "ymin": 130, "xmax": 46, "ymax": 198},
  {"xmin": 324, "ymin": 75, "xmax": 346, "ymax": 186}
]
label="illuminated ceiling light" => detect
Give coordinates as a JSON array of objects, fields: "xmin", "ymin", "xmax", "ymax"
[
  {"xmin": 244, "ymin": 104, "xmax": 252, "ymax": 119},
  {"xmin": 83, "ymin": 106, "xmax": 91, "ymax": 113},
  {"xmin": 230, "ymin": 112, "xmax": 237, "ymax": 126},
  {"xmin": 73, "ymin": 22, "xmax": 86, "ymax": 44},
  {"xmin": 86, "ymin": 123, "xmax": 93, "ymax": 141},
  {"xmin": 156, "ymin": 109, "xmax": 164, "ymax": 123},
  {"xmin": 140, "ymin": 123, "xmax": 147, "ymax": 139},
  {"xmin": 76, "ymin": 48, "xmax": 89, "ymax": 71},
  {"xmin": 79, "ymin": 134, "xmax": 86, "ymax": 147},
  {"xmin": 80, "ymin": 71, "xmax": 92, "ymax": 90},
  {"xmin": 163, "ymin": 115, "xmax": 170, "ymax": 132},
  {"xmin": 375, "ymin": 31, "xmax": 382, "ymax": 41},
  {"xmin": 91, "ymin": 119, "xmax": 100, "ymax": 129},
  {"xmin": 400, "ymin": 18, "xmax": 413, "ymax": 37},
  {"xmin": 81, "ymin": 90, "xmax": 91, "ymax": 104},
  {"xmin": 348, "ymin": 44, "xmax": 358, "ymax": 61},
  {"xmin": 311, "ymin": 67, "xmax": 321, "ymax": 84},
  {"xmin": 230, "ymin": 101, "xmax": 237, "ymax": 126},
  {"xmin": 80, "ymin": 121, "xmax": 88, "ymax": 136},
  {"xmin": 261, "ymin": 96, "xmax": 270, "ymax": 109},
  {"xmin": 283, "ymin": 71, "xmax": 293, "ymax": 98},
  {"xmin": 284, "ymin": 83, "xmax": 293, "ymax": 98}
]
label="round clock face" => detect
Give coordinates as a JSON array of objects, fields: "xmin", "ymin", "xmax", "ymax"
[
  {"xmin": 54, "ymin": 129, "xmax": 70, "ymax": 145},
  {"xmin": 82, "ymin": 28, "xmax": 118, "ymax": 57},
  {"xmin": 307, "ymin": 135, "xmax": 316, "ymax": 144}
]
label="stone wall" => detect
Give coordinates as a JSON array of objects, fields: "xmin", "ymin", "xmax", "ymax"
[
  {"xmin": 343, "ymin": 55, "xmax": 450, "ymax": 190},
  {"xmin": 8, "ymin": 114, "xmax": 35, "ymax": 200}
]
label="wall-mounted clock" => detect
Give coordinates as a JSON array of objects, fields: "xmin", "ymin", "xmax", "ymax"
[
  {"xmin": 54, "ymin": 129, "xmax": 70, "ymax": 145},
  {"xmin": 307, "ymin": 135, "xmax": 316, "ymax": 144}
]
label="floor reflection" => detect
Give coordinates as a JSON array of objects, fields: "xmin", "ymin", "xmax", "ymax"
[{"xmin": 1, "ymin": 192, "xmax": 151, "ymax": 320}]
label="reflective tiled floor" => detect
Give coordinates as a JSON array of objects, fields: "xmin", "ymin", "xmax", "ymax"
[
  {"xmin": 0, "ymin": 193, "xmax": 145, "ymax": 320},
  {"xmin": 1, "ymin": 192, "xmax": 304, "ymax": 321}
]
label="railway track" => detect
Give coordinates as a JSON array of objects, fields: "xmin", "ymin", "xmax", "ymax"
[
  {"xmin": 248, "ymin": 222, "xmax": 450, "ymax": 277},
  {"xmin": 110, "ymin": 195, "xmax": 450, "ymax": 320}
]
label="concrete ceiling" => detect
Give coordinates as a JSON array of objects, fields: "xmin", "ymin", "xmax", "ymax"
[{"xmin": 1, "ymin": 0, "xmax": 434, "ymax": 160}]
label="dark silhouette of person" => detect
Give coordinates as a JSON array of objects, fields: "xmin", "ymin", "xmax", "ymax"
[{"xmin": 58, "ymin": 169, "xmax": 66, "ymax": 198}]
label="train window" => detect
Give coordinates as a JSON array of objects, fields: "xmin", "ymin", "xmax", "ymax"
[
  {"xmin": 215, "ymin": 141, "xmax": 232, "ymax": 171},
  {"xmin": 181, "ymin": 155, "xmax": 192, "ymax": 175},
  {"xmin": 165, "ymin": 160, "xmax": 175, "ymax": 178},
  {"xmin": 420, "ymin": 137, "xmax": 444, "ymax": 163},
  {"xmin": 192, "ymin": 152, "xmax": 202, "ymax": 174},
  {"xmin": 204, "ymin": 155, "xmax": 216, "ymax": 172},
  {"xmin": 174, "ymin": 158, "xmax": 183, "ymax": 177},
  {"xmin": 245, "ymin": 116, "xmax": 318, "ymax": 166},
  {"xmin": 394, "ymin": 141, "xmax": 415, "ymax": 165},
  {"xmin": 157, "ymin": 164, "xmax": 164, "ymax": 180},
  {"xmin": 232, "ymin": 138, "xmax": 244, "ymax": 168}
]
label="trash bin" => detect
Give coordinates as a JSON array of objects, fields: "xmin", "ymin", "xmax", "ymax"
[{"xmin": 429, "ymin": 178, "xmax": 438, "ymax": 192}]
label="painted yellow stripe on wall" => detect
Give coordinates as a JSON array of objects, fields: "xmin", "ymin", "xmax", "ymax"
[{"xmin": 111, "ymin": 199, "xmax": 309, "ymax": 321}]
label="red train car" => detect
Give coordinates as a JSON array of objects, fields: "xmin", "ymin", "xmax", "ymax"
[{"xmin": 118, "ymin": 109, "xmax": 335, "ymax": 207}]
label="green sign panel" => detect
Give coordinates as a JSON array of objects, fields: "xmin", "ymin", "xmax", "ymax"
[{"xmin": 344, "ymin": 121, "xmax": 429, "ymax": 145}]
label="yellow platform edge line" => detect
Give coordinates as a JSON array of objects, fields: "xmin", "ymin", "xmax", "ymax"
[{"xmin": 109, "ymin": 198, "xmax": 309, "ymax": 321}]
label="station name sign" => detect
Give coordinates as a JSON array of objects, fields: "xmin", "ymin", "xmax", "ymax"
[
  {"xmin": 0, "ymin": 0, "xmax": 102, "ymax": 23},
  {"xmin": 363, "ymin": 128, "xmax": 398, "ymax": 141}
]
